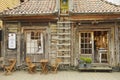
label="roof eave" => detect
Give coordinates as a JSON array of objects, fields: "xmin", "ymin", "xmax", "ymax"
[
  {"xmin": 0, "ymin": 12, "xmax": 58, "ymax": 21},
  {"xmin": 1, "ymin": 11, "xmax": 58, "ymax": 17},
  {"xmin": 70, "ymin": 12, "xmax": 120, "ymax": 15}
]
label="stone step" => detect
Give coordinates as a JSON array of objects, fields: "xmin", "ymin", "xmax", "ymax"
[
  {"xmin": 91, "ymin": 63, "xmax": 110, "ymax": 67},
  {"xmin": 78, "ymin": 66, "xmax": 112, "ymax": 72},
  {"xmin": 78, "ymin": 63, "xmax": 112, "ymax": 72}
]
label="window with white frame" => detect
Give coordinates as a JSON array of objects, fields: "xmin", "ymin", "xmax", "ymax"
[{"xmin": 26, "ymin": 31, "xmax": 44, "ymax": 54}]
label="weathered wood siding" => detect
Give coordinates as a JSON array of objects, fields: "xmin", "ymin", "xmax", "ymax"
[
  {"xmin": 2, "ymin": 21, "xmax": 120, "ymax": 67},
  {"xmin": 3, "ymin": 21, "xmax": 21, "ymax": 65}
]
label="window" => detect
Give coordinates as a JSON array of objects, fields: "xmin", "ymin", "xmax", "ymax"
[
  {"xmin": 79, "ymin": 32, "xmax": 93, "ymax": 54},
  {"xmin": 26, "ymin": 31, "xmax": 44, "ymax": 54}
]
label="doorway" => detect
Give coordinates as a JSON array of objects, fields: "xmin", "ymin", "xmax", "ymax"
[
  {"xmin": 94, "ymin": 31, "xmax": 108, "ymax": 63},
  {"xmin": 79, "ymin": 31, "xmax": 109, "ymax": 63}
]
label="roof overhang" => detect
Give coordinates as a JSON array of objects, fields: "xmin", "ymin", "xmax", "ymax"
[
  {"xmin": 69, "ymin": 13, "xmax": 120, "ymax": 21},
  {"xmin": 0, "ymin": 14, "xmax": 58, "ymax": 22}
]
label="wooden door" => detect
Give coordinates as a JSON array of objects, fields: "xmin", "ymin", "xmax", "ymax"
[{"xmin": 79, "ymin": 32, "xmax": 94, "ymax": 61}]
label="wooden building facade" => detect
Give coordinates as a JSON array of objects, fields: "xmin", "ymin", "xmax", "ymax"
[{"xmin": 0, "ymin": 0, "xmax": 120, "ymax": 69}]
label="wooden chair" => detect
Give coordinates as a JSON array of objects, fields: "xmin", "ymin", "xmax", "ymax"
[
  {"xmin": 50, "ymin": 58, "xmax": 62, "ymax": 73},
  {"xmin": 4, "ymin": 59, "xmax": 16, "ymax": 75},
  {"xmin": 26, "ymin": 57, "xmax": 36, "ymax": 73}
]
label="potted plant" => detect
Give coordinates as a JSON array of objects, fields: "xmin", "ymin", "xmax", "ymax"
[
  {"xmin": 85, "ymin": 57, "xmax": 92, "ymax": 68},
  {"xmin": 78, "ymin": 57, "xmax": 86, "ymax": 68},
  {"xmin": 78, "ymin": 57, "xmax": 92, "ymax": 68}
]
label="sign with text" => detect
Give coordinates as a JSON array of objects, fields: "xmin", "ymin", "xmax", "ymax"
[{"xmin": 8, "ymin": 33, "xmax": 16, "ymax": 49}]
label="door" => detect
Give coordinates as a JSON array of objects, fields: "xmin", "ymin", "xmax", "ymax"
[{"xmin": 79, "ymin": 32, "xmax": 94, "ymax": 62}]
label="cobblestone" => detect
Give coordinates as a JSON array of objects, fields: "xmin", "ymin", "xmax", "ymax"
[{"xmin": 0, "ymin": 71, "xmax": 120, "ymax": 80}]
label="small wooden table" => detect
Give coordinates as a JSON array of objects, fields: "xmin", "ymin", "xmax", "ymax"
[
  {"xmin": 40, "ymin": 59, "xmax": 48, "ymax": 74},
  {"xmin": 9, "ymin": 59, "xmax": 15, "ymax": 62}
]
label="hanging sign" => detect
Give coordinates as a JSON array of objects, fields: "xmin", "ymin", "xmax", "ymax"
[{"xmin": 8, "ymin": 33, "xmax": 16, "ymax": 49}]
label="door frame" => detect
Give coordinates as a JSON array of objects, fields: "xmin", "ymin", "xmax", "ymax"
[{"xmin": 79, "ymin": 30, "xmax": 111, "ymax": 64}]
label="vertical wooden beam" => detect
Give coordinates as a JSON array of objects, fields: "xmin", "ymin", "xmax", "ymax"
[
  {"xmin": 74, "ymin": 24, "xmax": 79, "ymax": 66},
  {"xmin": 71, "ymin": 23, "xmax": 74, "ymax": 66},
  {"xmin": 73, "ymin": 23, "xmax": 77, "ymax": 66},
  {"xmin": 48, "ymin": 25, "xmax": 50, "ymax": 59},
  {"xmin": 2, "ymin": 22, "xmax": 6, "ymax": 64},
  {"xmin": 16, "ymin": 22, "xmax": 21, "ymax": 66},
  {"xmin": 110, "ymin": 24, "xmax": 115, "ymax": 67},
  {"xmin": 114, "ymin": 22, "xmax": 119, "ymax": 66}
]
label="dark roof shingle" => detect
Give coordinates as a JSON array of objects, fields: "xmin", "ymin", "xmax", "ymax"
[
  {"xmin": 71, "ymin": 0, "xmax": 120, "ymax": 13},
  {"xmin": 2, "ymin": 0, "xmax": 58, "ymax": 16}
]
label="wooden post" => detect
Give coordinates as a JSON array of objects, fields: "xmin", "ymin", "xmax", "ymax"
[
  {"xmin": 16, "ymin": 22, "xmax": 21, "ymax": 66},
  {"xmin": 114, "ymin": 22, "xmax": 119, "ymax": 66}
]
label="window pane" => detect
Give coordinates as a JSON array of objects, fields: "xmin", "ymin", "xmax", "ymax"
[
  {"xmin": 81, "ymin": 33, "xmax": 84, "ymax": 37},
  {"xmin": 81, "ymin": 49, "xmax": 84, "ymax": 54},
  {"xmin": 81, "ymin": 44, "xmax": 84, "ymax": 48},
  {"xmin": 85, "ymin": 33, "xmax": 87, "ymax": 37}
]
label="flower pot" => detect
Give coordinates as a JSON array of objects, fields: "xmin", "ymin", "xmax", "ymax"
[
  {"xmin": 79, "ymin": 63, "xmax": 85, "ymax": 68},
  {"xmin": 86, "ymin": 63, "xmax": 91, "ymax": 68}
]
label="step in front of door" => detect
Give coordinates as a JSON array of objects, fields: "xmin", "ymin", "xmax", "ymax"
[{"xmin": 78, "ymin": 66, "xmax": 112, "ymax": 72}]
